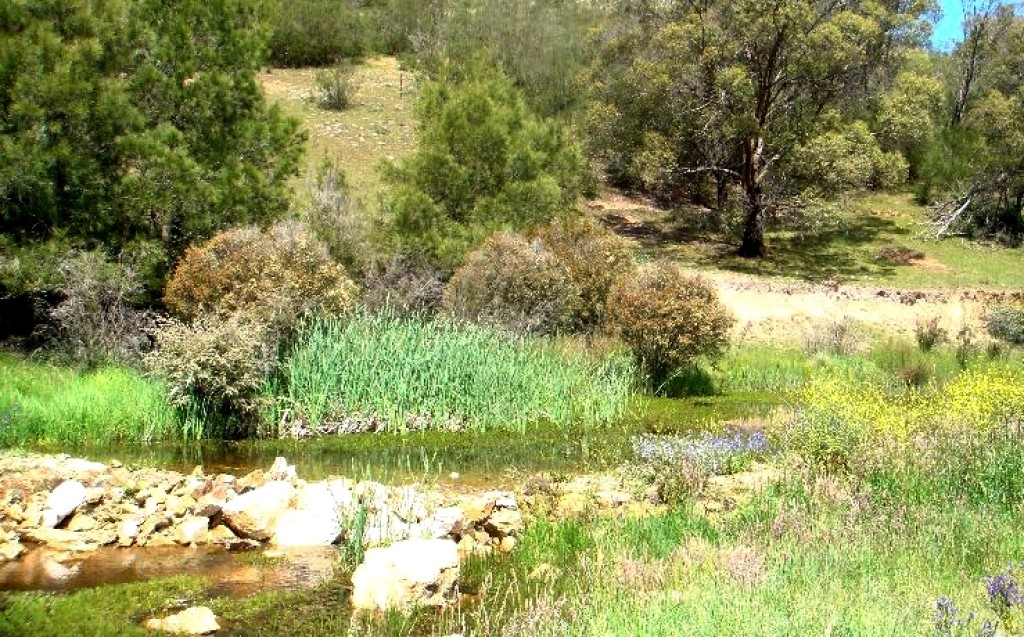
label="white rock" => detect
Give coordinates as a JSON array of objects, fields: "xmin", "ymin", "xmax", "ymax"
[
  {"xmin": 221, "ymin": 481, "xmax": 295, "ymax": 541},
  {"xmin": 351, "ymin": 539, "xmax": 460, "ymax": 611},
  {"xmin": 266, "ymin": 457, "xmax": 297, "ymax": 482},
  {"xmin": 174, "ymin": 516, "xmax": 210, "ymax": 545},
  {"xmin": 271, "ymin": 483, "xmax": 341, "ymax": 547},
  {"xmin": 425, "ymin": 507, "xmax": 465, "ymax": 539},
  {"xmin": 143, "ymin": 606, "xmax": 220, "ymax": 635},
  {"xmin": 42, "ymin": 481, "xmax": 87, "ymax": 528}
]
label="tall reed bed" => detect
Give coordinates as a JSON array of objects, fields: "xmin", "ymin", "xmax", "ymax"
[
  {"xmin": 270, "ymin": 313, "xmax": 636, "ymax": 433},
  {"xmin": 0, "ymin": 354, "xmax": 176, "ymax": 445}
]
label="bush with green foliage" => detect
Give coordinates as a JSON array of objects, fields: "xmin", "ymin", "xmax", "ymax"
[
  {"xmin": 269, "ymin": 312, "xmax": 636, "ymax": 434},
  {"xmin": 268, "ymin": 0, "xmax": 370, "ymax": 67},
  {"xmin": 315, "ymin": 62, "xmax": 359, "ymax": 111},
  {"xmin": 442, "ymin": 231, "xmax": 575, "ymax": 335},
  {"xmin": 382, "ymin": 58, "xmax": 588, "ymax": 271},
  {"xmin": 605, "ymin": 262, "xmax": 733, "ymax": 390},
  {"xmin": 986, "ymin": 306, "xmax": 1024, "ymax": 345},
  {"xmin": 163, "ymin": 224, "xmax": 357, "ymax": 328},
  {"xmin": 0, "ymin": 0, "xmax": 303, "ymax": 259},
  {"xmin": 788, "ymin": 120, "xmax": 909, "ymax": 195},
  {"xmin": 529, "ymin": 216, "xmax": 636, "ymax": 332}
]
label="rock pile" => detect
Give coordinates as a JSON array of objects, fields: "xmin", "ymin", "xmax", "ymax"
[{"xmin": 0, "ymin": 454, "xmax": 525, "ymax": 566}]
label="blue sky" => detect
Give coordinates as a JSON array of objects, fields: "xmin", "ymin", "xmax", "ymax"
[{"xmin": 932, "ymin": 0, "xmax": 965, "ymax": 50}]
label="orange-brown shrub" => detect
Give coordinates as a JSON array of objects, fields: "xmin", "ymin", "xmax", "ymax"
[
  {"xmin": 163, "ymin": 222, "xmax": 357, "ymax": 327},
  {"xmin": 605, "ymin": 262, "xmax": 733, "ymax": 387},
  {"xmin": 442, "ymin": 231, "xmax": 575, "ymax": 335},
  {"xmin": 529, "ymin": 216, "xmax": 635, "ymax": 331}
]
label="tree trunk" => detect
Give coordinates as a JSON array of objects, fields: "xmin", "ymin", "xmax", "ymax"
[
  {"xmin": 738, "ymin": 197, "xmax": 766, "ymax": 258},
  {"xmin": 737, "ymin": 137, "xmax": 766, "ymax": 258}
]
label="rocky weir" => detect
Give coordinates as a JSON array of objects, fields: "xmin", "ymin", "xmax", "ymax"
[{"xmin": 0, "ymin": 453, "xmax": 525, "ymax": 612}]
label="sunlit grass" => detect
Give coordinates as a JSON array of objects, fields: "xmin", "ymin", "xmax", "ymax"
[{"xmin": 0, "ymin": 353, "xmax": 177, "ymax": 445}]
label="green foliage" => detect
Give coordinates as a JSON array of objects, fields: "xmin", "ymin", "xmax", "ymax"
[
  {"xmin": 315, "ymin": 62, "xmax": 359, "ymax": 111},
  {"xmin": 146, "ymin": 312, "xmax": 277, "ymax": 439},
  {"xmin": 0, "ymin": 353, "xmax": 176, "ymax": 445},
  {"xmin": 382, "ymin": 58, "xmax": 588, "ymax": 271},
  {"xmin": 414, "ymin": 0, "xmax": 601, "ymax": 118},
  {"xmin": 268, "ymin": 0, "xmax": 370, "ymax": 67},
  {"xmin": 0, "ymin": 0, "xmax": 304, "ymax": 257},
  {"xmin": 529, "ymin": 215, "xmax": 637, "ymax": 332},
  {"xmin": 986, "ymin": 305, "xmax": 1024, "ymax": 345},
  {"xmin": 442, "ymin": 231, "xmax": 576, "ymax": 335},
  {"xmin": 788, "ymin": 120, "xmax": 908, "ymax": 195},
  {"xmin": 586, "ymin": 0, "xmax": 933, "ymax": 255},
  {"xmin": 270, "ymin": 312, "xmax": 636, "ymax": 433},
  {"xmin": 606, "ymin": 262, "xmax": 733, "ymax": 390}
]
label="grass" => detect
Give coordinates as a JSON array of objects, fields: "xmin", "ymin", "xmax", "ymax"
[
  {"xmin": 0, "ymin": 353, "xmax": 177, "ymax": 445},
  {"xmin": 5, "ymin": 358, "xmax": 1024, "ymax": 635},
  {"xmin": 258, "ymin": 58, "xmax": 416, "ymax": 206},
  {"xmin": 596, "ymin": 190, "xmax": 1024, "ymax": 289},
  {"xmin": 268, "ymin": 313, "xmax": 636, "ymax": 434}
]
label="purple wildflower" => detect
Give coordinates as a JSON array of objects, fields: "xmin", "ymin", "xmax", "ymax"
[
  {"xmin": 985, "ymin": 563, "xmax": 1024, "ymax": 617},
  {"xmin": 631, "ymin": 431, "xmax": 769, "ymax": 474}
]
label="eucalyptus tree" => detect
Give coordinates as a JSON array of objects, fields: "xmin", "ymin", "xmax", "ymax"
[{"xmin": 589, "ymin": 0, "xmax": 934, "ymax": 257}]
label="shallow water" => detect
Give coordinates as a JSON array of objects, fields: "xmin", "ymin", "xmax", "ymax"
[
  {"xmin": 8, "ymin": 394, "xmax": 775, "ymax": 595},
  {"xmin": 0, "ymin": 545, "xmax": 339, "ymax": 596},
  {"xmin": 31, "ymin": 394, "xmax": 776, "ymax": 487}
]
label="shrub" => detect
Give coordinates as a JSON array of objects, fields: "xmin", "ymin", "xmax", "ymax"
[
  {"xmin": 145, "ymin": 313, "xmax": 276, "ymax": 439},
  {"xmin": 872, "ymin": 338, "xmax": 934, "ymax": 388},
  {"xmin": 163, "ymin": 224, "xmax": 357, "ymax": 329},
  {"xmin": 268, "ymin": 0, "xmax": 370, "ymax": 67},
  {"xmin": 605, "ymin": 262, "xmax": 733, "ymax": 389},
  {"xmin": 362, "ymin": 257, "xmax": 444, "ymax": 317},
  {"xmin": 529, "ymin": 216, "xmax": 636, "ymax": 332},
  {"xmin": 442, "ymin": 232, "xmax": 576, "ymax": 335},
  {"xmin": 986, "ymin": 306, "xmax": 1024, "ymax": 345},
  {"xmin": 803, "ymin": 317, "xmax": 860, "ymax": 356},
  {"xmin": 315, "ymin": 63, "xmax": 358, "ymax": 111},
  {"xmin": 303, "ymin": 163, "xmax": 374, "ymax": 274},
  {"xmin": 269, "ymin": 313, "xmax": 636, "ymax": 434},
  {"xmin": 915, "ymin": 317, "xmax": 947, "ymax": 352},
  {"xmin": 382, "ymin": 57, "xmax": 588, "ymax": 271},
  {"xmin": 47, "ymin": 250, "xmax": 153, "ymax": 366}
]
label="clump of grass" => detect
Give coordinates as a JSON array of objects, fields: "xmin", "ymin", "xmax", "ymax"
[
  {"xmin": 0, "ymin": 354, "xmax": 176, "ymax": 445},
  {"xmin": 269, "ymin": 313, "xmax": 636, "ymax": 433}
]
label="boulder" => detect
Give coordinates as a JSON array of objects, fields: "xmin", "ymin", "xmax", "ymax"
[
  {"xmin": 143, "ymin": 606, "xmax": 220, "ymax": 635},
  {"xmin": 271, "ymin": 483, "xmax": 341, "ymax": 547},
  {"xmin": 221, "ymin": 481, "xmax": 295, "ymax": 541},
  {"xmin": 0, "ymin": 540, "xmax": 25, "ymax": 561},
  {"xmin": 425, "ymin": 507, "xmax": 465, "ymax": 539},
  {"xmin": 42, "ymin": 480, "xmax": 87, "ymax": 528},
  {"xmin": 174, "ymin": 516, "xmax": 210, "ymax": 545},
  {"xmin": 483, "ymin": 509, "xmax": 523, "ymax": 538},
  {"xmin": 351, "ymin": 539, "xmax": 460, "ymax": 611},
  {"xmin": 265, "ymin": 457, "xmax": 297, "ymax": 482}
]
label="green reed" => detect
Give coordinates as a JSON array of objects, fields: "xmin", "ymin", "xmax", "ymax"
[{"xmin": 269, "ymin": 313, "xmax": 636, "ymax": 433}]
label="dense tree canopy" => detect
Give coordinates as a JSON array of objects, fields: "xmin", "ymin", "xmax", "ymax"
[
  {"xmin": 589, "ymin": 0, "xmax": 937, "ymax": 256},
  {"xmin": 0, "ymin": 0, "xmax": 303, "ymax": 258},
  {"xmin": 382, "ymin": 59, "xmax": 588, "ymax": 271}
]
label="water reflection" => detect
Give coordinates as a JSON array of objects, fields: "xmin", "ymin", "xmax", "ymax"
[{"xmin": 0, "ymin": 546, "xmax": 339, "ymax": 596}]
